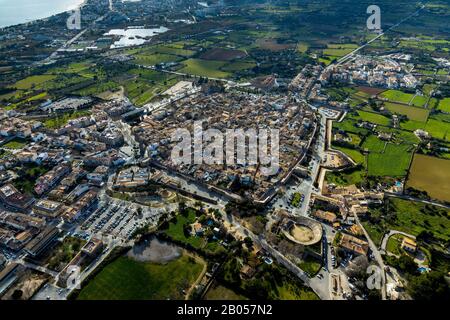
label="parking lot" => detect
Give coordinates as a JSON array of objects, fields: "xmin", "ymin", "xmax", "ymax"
[{"xmin": 77, "ymin": 196, "xmax": 171, "ymax": 240}]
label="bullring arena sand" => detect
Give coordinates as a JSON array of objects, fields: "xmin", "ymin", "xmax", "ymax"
[{"xmin": 290, "ymin": 225, "xmax": 315, "ymax": 243}]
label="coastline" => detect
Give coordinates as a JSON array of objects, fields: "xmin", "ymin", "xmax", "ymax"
[{"xmin": 0, "ymin": 0, "xmax": 87, "ymax": 29}]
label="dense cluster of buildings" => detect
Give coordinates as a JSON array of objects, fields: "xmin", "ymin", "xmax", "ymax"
[
  {"xmin": 0, "ymin": 98, "xmax": 133, "ymax": 282},
  {"xmin": 319, "ymin": 55, "xmax": 419, "ymax": 90},
  {"xmin": 134, "ymin": 91, "xmax": 318, "ymax": 201}
]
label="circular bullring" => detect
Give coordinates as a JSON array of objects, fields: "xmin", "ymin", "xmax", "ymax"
[{"xmin": 283, "ymin": 217, "xmax": 323, "ymax": 246}]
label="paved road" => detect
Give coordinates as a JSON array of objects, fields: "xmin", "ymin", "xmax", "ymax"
[
  {"xmin": 222, "ymin": 212, "xmax": 331, "ymax": 300},
  {"xmin": 335, "ymin": 5, "xmax": 425, "ymax": 66},
  {"xmin": 380, "ymin": 230, "xmax": 416, "ymax": 252},
  {"xmin": 18, "ymin": 260, "xmax": 58, "ymax": 278},
  {"xmin": 385, "ymin": 192, "xmax": 450, "ymax": 210},
  {"xmin": 352, "ymin": 212, "xmax": 387, "ymax": 300}
]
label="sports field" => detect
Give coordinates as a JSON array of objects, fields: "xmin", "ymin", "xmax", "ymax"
[
  {"xmin": 407, "ymin": 154, "xmax": 450, "ymax": 202},
  {"xmin": 77, "ymin": 254, "xmax": 204, "ymax": 300}
]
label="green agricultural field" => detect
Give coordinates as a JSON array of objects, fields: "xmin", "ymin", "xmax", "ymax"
[
  {"xmin": 400, "ymin": 119, "xmax": 426, "ymax": 131},
  {"xmin": 384, "ymin": 102, "xmax": 429, "ymax": 122},
  {"xmin": 10, "ymin": 75, "xmax": 57, "ymax": 90},
  {"xmin": 153, "ymin": 44, "xmax": 196, "ymax": 57},
  {"xmin": 380, "ymin": 90, "xmax": 415, "ymax": 104},
  {"xmin": 323, "ymin": 44, "xmax": 357, "ymax": 57},
  {"xmin": 333, "ymin": 119, "xmax": 369, "ymax": 135},
  {"xmin": 422, "ymin": 84, "xmax": 436, "ymax": 96},
  {"xmin": 75, "ymin": 81, "xmax": 119, "ymax": 96},
  {"xmin": 386, "ymin": 198, "xmax": 450, "ymax": 241},
  {"xmin": 407, "ymin": 154, "xmax": 450, "ymax": 202},
  {"xmin": 179, "ymin": 59, "xmax": 231, "ymax": 78},
  {"xmin": 363, "ymin": 198, "xmax": 450, "ymax": 247},
  {"xmin": 437, "ymin": 98, "xmax": 450, "ymax": 113},
  {"xmin": 362, "ymin": 135, "xmax": 386, "ymax": 153},
  {"xmin": 367, "ymin": 144, "xmax": 414, "ymax": 177},
  {"xmin": 133, "ymin": 53, "xmax": 181, "ymax": 66},
  {"xmin": 410, "ymin": 95, "xmax": 428, "ymax": 108},
  {"xmin": 221, "ymin": 61, "xmax": 257, "ymax": 72},
  {"xmin": 77, "ymin": 254, "xmax": 204, "ymax": 300},
  {"xmin": 352, "ymin": 110, "xmax": 391, "ymax": 126},
  {"xmin": 297, "ymin": 42, "xmax": 309, "ymax": 53},
  {"xmin": 424, "ymin": 118, "xmax": 450, "ymax": 141}
]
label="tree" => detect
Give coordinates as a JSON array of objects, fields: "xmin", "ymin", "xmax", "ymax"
[
  {"xmin": 137, "ymin": 207, "xmax": 143, "ymax": 218},
  {"xmin": 12, "ymin": 289, "xmax": 23, "ymax": 300},
  {"xmin": 244, "ymin": 237, "xmax": 253, "ymax": 249},
  {"xmin": 179, "ymin": 201, "xmax": 187, "ymax": 216},
  {"xmin": 407, "ymin": 271, "xmax": 450, "ymax": 300},
  {"xmin": 345, "ymin": 255, "xmax": 369, "ymax": 279}
]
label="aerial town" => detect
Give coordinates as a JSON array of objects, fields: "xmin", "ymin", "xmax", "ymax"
[{"xmin": 0, "ymin": 0, "xmax": 449, "ymax": 305}]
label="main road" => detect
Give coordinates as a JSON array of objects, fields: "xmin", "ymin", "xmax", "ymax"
[
  {"xmin": 221, "ymin": 211, "xmax": 332, "ymax": 300},
  {"xmin": 334, "ymin": 4, "xmax": 426, "ymax": 67}
]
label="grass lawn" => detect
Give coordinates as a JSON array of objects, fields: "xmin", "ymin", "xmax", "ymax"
[
  {"xmin": 47, "ymin": 237, "xmax": 86, "ymax": 272},
  {"xmin": 179, "ymin": 59, "xmax": 231, "ymax": 78},
  {"xmin": 407, "ymin": 154, "xmax": 450, "ymax": 202},
  {"xmin": 77, "ymin": 254, "xmax": 204, "ymax": 300},
  {"xmin": 3, "ymin": 139, "xmax": 27, "ymax": 149},
  {"xmin": 163, "ymin": 209, "xmax": 210, "ymax": 251},
  {"xmin": 291, "ymin": 192, "xmax": 303, "ymax": 207},
  {"xmin": 298, "ymin": 256, "xmax": 322, "ymax": 276},
  {"xmin": 297, "ymin": 42, "xmax": 309, "ymax": 53},
  {"xmin": 386, "ymin": 234, "xmax": 404, "ymax": 256},
  {"xmin": 44, "ymin": 110, "xmax": 91, "ymax": 129},
  {"xmin": 205, "ymin": 285, "xmax": 248, "ymax": 300},
  {"xmin": 362, "ymin": 222, "xmax": 385, "ymax": 247},
  {"xmin": 276, "ymin": 282, "xmax": 319, "ymax": 300},
  {"xmin": 14, "ymin": 164, "xmax": 49, "ymax": 194},
  {"xmin": 384, "ymin": 102, "xmax": 429, "ymax": 122}
]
